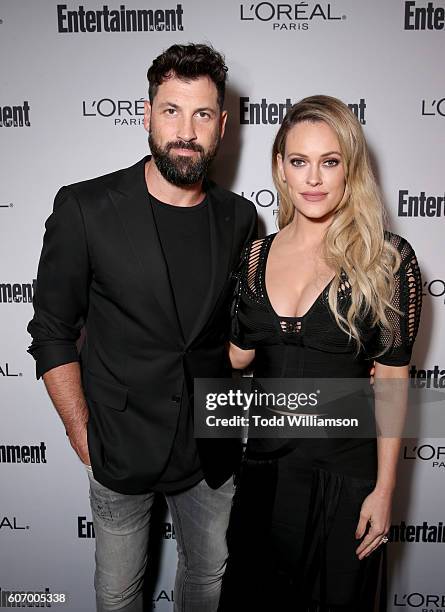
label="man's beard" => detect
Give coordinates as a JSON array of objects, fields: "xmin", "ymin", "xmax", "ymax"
[{"xmin": 149, "ymin": 131, "xmax": 220, "ymax": 187}]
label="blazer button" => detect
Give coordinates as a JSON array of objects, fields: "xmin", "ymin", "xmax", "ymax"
[{"xmin": 172, "ymin": 395, "xmax": 181, "ymax": 403}]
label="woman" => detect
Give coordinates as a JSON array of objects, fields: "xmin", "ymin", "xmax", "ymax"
[{"xmin": 223, "ymin": 95, "xmax": 422, "ymax": 611}]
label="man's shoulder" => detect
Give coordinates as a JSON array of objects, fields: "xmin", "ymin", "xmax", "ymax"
[
  {"xmin": 63, "ymin": 157, "xmax": 146, "ymax": 201},
  {"xmin": 206, "ymin": 180, "xmax": 256, "ymax": 217}
]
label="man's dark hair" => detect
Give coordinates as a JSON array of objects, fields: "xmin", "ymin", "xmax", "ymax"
[{"xmin": 147, "ymin": 43, "xmax": 228, "ymax": 109}]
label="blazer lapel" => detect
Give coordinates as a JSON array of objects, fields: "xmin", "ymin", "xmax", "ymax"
[
  {"xmin": 186, "ymin": 183, "xmax": 235, "ymax": 346},
  {"xmin": 108, "ymin": 157, "xmax": 184, "ymax": 341}
]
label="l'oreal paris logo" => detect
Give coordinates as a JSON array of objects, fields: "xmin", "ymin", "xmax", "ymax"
[{"xmin": 239, "ymin": 2, "xmax": 346, "ymax": 31}]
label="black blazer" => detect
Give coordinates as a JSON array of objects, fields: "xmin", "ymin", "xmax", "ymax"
[{"xmin": 28, "ymin": 156, "xmax": 257, "ymax": 494}]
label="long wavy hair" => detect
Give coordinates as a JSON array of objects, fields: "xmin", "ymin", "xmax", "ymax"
[{"xmin": 272, "ymin": 95, "xmax": 400, "ymax": 350}]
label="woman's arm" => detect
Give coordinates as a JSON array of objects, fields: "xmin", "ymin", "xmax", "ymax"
[
  {"xmin": 355, "ymin": 361, "xmax": 409, "ymax": 560},
  {"xmin": 229, "ymin": 342, "xmax": 255, "ymax": 370}
]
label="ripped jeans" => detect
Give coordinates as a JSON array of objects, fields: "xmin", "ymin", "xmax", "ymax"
[{"xmin": 86, "ymin": 466, "xmax": 234, "ymax": 612}]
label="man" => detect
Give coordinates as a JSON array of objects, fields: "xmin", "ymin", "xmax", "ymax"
[{"xmin": 27, "ymin": 44, "xmax": 257, "ymax": 612}]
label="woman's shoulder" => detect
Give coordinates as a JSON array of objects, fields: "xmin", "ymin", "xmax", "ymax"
[
  {"xmin": 237, "ymin": 233, "xmax": 277, "ymax": 280},
  {"xmin": 384, "ymin": 230, "xmax": 419, "ymax": 266},
  {"xmin": 249, "ymin": 232, "xmax": 276, "ymax": 248},
  {"xmin": 243, "ymin": 233, "xmax": 276, "ymax": 258}
]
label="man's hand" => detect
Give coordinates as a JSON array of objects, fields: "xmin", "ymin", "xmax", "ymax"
[
  {"xmin": 42, "ymin": 362, "xmax": 91, "ymax": 466},
  {"xmin": 68, "ymin": 426, "xmax": 91, "ymax": 466}
]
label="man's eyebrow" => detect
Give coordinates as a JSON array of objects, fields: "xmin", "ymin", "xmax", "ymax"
[
  {"xmin": 159, "ymin": 101, "xmax": 179, "ymax": 108},
  {"xmin": 195, "ymin": 107, "xmax": 216, "ymax": 113},
  {"xmin": 158, "ymin": 102, "xmax": 217, "ymax": 113}
]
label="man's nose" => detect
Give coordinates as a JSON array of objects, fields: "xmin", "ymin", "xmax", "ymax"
[{"xmin": 177, "ymin": 115, "xmax": 197, "ymax": 142}]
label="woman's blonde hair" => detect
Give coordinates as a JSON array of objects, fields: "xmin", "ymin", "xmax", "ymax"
[{"xmin": 272, "ymin": 94, "xmax": 400, "ymax": 350}]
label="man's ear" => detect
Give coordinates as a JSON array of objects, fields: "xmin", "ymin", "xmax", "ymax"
[
  {"xmin": 144, "ymin": 101, "xmax": 151, "ymax": 133},
  {"xmin": 220, "ymin": 110, "xmax": 228, "ymax": 139}
]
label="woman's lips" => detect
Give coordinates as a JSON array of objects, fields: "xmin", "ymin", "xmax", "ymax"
[{"xmin": 301, "ymin": 192, "xmax": 328, "ymax": 202}]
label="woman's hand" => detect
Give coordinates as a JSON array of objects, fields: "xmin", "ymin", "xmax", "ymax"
[
  {"xmin": 355, "ymin": 362, "xmax": 406, "ymax": 560},
  {"xmin": 228, "ymin": 342, "xmax": 255, "ymax": 370},
  {"xmin": 355, "ymin": 487, "xmax": 392, "ymax": 560}
]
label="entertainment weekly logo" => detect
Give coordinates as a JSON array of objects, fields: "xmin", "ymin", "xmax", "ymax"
[
  {"xmin": 0, "ymin": 102, "xmax": 30, "ymax": 128},
  {"xmin": 78, "ymin": 516, "xmax": 95, "ymax": 538},
  {"xmin": 404, "ymin": 1, "xmax": 445, "ymax": 30},
  {"xmin": 0, "ymin": 443, "xmax": 47, "ymax": 464},
  {"xmin": 398, "ymin": 190, "xmax": 445, "ymax": 217},
  {"xmin": 82, "ymin": 97, "xmax": 144, "ymax": 126},
  {"xmin": 390, "ymin": 521, "xmax": 445, "ymax": 543},
  {"xmin": 78, "ymin": 518, "xmax": 176, "ymax": 539},
  {"xmin": 57, "ymin": 3, "xmax": 184, "ymax": 32},
  {"xmin": 410, "ymin": 364, "xmax": 445, "ymax": 389},
  {"xmin": 240, "ymin": 97, "xmax": 367, "ymax": 124},
  {"xmin": 0, "ymin": 280, "xmax": 36, "ymax": 303},
  {"xmin": 239, "ymin": 2, "xmax": 347, "ymax": 31},
  {"xmin": 393, "ymin": 591, "xmax": 445, "ymax": 610},
  {"xmin": 422, "ymin": 97, "xmax": 445, "ymax": 117}
]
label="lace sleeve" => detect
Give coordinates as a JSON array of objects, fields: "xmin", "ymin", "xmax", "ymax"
[
  {"xmin": 230, "ymin": 239, "xmax": 264, "ymax": 349},
  {"xmin": 374, "ymin": 235, "xmax": 422, "ymax": 366}
]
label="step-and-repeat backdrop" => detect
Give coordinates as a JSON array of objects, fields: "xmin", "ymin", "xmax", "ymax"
[{"xmin": 1, "ymin": 0, "xmax": 444, "ymax": 610}]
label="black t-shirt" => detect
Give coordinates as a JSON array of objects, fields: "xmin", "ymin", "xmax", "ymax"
[{"xmin": 150, "ymin": 193, "xmax": 211, "ymax": 492}]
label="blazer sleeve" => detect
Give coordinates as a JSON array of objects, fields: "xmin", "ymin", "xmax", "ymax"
[
  {"xmin": 230, "ymin": 241, "xmax": 256, "ymax": 350},
  {"xmin": 27, "ymin": 186, "xmax": 91, "ymax": 379},
  {"xmin": 246, "ymin": 201, "xmax": 258, "ymax": 245}
]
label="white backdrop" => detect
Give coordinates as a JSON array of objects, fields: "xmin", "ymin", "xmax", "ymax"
[{"xmin": 1, "ymin": 0, "xmax": 444, "ymax": 610}]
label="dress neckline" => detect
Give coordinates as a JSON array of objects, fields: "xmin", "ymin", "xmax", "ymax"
[{"xmin": 262, "ymin": 233, "xmax": 335, "ymax": 325}]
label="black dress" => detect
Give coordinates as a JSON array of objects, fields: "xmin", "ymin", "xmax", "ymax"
[{"xmin": 221, "ymin": 232, "xmax": 422, "ymax": 612}]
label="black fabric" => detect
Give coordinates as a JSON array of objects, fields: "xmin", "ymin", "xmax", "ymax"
[
  {"xmin": 222, "ymin": 232, "xmax": 422, "ymax": 610},
  {"xmin": 27, "ymin": 156, "xmax": 258, "ymax": 494},
  {"xmin": 222, "ymin": 457, "xmax": 382, "ymax": 612},
  {"xmin": 231, "ymin": 232, "xmax": 422, "ymax": 364},
  {"xmin": 151, "ymin": 194, "xmax": 211, "ymax": 340},
  {"xmin": 149, "ymin": 194, "xmax": 211, "ymax": 492}
]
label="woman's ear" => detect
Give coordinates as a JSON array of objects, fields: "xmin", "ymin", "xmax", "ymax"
[{"xmin": 277, "ymin": 154, "xmax": 286, "ymax": 183}]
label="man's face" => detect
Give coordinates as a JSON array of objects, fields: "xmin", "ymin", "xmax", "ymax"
[{"xmin": 144, "ymin": 74, "xmax": 227, "ymax": 186}]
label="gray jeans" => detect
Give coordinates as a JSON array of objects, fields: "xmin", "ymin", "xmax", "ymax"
[{"xmin": 86, "ymin": 466, "xmax": 234, "ymax": 612}]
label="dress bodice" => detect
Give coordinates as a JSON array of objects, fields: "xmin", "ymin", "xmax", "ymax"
[{"xmin": 231, "ymin": 231, "xmax": 422, "ymax": 378}]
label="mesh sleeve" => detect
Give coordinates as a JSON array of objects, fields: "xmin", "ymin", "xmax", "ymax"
[{"xmin": 374, "ymin": 236, "xmax": 422, "ymax": 366}]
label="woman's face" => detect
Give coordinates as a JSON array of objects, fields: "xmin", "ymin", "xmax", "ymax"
[{"xmin": 277, "ymin": 120, "xmax": 346, "ymax": 222}]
